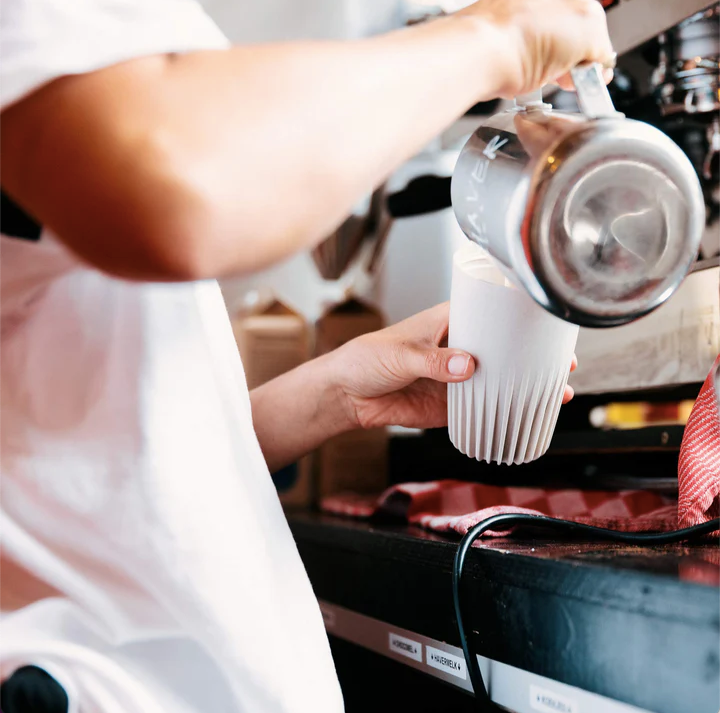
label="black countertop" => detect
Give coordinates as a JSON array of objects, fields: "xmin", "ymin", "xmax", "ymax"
[{"xmin": 289, "ymin": 512, "xmax": 720, "ymax": 713}]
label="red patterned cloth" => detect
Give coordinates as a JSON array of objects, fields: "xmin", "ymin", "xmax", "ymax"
[
  {"xmin": 321, "ymin": 481, "xmax": 676, "ymax": 538},
  {"xmin": 322, "ymin": 356, "xmax": 719, "ymax": 539},
  {"xmin": 678, "ymin": 355, "xmax": 720, "ymax": 528}
]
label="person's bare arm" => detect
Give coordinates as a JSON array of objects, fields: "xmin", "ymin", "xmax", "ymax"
[
  {"xmin": 251, "ymin": 303, "xmax": 577, "ymax": 472},
  {"xmin": 0, "ymin": 1, "xmax": 613, "ymax": 282}
]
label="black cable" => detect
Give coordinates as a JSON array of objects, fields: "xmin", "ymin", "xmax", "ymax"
[{"xmin": 451, "ymin": 513, "xmax": 720, "ymax": 712}]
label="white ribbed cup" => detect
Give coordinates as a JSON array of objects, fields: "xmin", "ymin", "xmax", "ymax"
[{"xmin": 448, "ymin": 245, "xmax": 579, "ymax": 465}]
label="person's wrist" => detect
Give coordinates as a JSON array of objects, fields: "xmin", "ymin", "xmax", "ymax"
[
  {"xmin": 309, "ymin": 349, "xmax": 360, "ymax": 434},
  {"xmin": 447, "ymin": 11, "xmax": 523, "ymax": 101}
]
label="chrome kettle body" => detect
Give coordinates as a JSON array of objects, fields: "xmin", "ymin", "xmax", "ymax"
[{"xmin": 451, "ymin": 64, "xmax": 706, "ymax": 327}]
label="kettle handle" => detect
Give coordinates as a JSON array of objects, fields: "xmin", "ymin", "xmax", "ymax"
[{"xmin": 570, "ymin": 62, "xmax": 621, "ymax": 120}]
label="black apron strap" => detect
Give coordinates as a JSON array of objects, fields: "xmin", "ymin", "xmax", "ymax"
[{"xmin": 1, "ymin": 665, "xmax": 69, "ymax": 713}]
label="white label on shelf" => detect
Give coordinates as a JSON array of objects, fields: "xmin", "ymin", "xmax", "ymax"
[
  {"xmin": 425, "ymin": 646, "xmax": 467, "ymax": 680},
  {"xmin": 319, "ymin": 604, "xmax": 336, "ymax": 630},
  {"xmin": 530, "ymin": 684, "xmax": 577, "ymax": 713},
  {"xmin": 388, "ymin": 633, "xmax": 422, "ymax": 662}
]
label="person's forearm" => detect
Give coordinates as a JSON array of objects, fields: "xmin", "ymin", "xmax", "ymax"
[
  {"xmin": 250, "ymin": 353, "xmax": 353, "ymax": 473},
  {"xmin": 163, "ymin": 15, "xmax": 503, "ymax": 278},
  {"xmin": 1, "ymin": 15, "xmax": 503, "ymax": 281}
]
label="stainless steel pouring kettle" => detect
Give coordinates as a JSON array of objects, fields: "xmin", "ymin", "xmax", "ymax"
[{"xmin": 451, "ymin": 63, "xmax": 706, "ymax": 327}]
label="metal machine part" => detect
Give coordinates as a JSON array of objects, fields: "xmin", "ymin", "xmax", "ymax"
[
  {"xmin": 651, "ymin": 5, "xmax": 719, "ymax": 116},
  {"xmin": 703, "ymin": 116, "xmax": 719, "ymax": 180},
  {"xmin": 640, "ymin": 3, "xmax": 719, "ymax": 258}
]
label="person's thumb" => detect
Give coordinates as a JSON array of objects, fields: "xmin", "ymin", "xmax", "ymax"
[{"xmin": 404, "ymin": 346, "xmax": 475, "ymax": 383}]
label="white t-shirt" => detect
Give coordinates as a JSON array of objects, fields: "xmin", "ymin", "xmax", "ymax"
[{"xmin": 0, "ymin": 3, "xmax": 344, "ymax": 712}]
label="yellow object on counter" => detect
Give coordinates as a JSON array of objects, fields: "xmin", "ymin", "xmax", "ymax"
[{"xmin": 594, "ymin": 400, "xmax": 695, "ymax": 429}]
